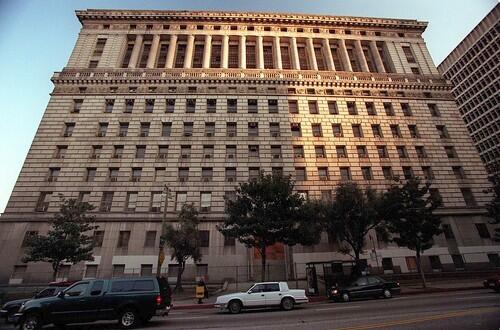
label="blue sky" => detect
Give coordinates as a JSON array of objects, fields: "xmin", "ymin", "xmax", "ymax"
[{"xmin": 0, "ymin": 0, "xmax": 496, "ymax": 212}]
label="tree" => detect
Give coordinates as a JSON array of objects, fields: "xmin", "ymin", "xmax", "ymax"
[
  {"xmin": 485, "ymin": 172, "xmax": 500, "ymax": 241},
  {"xmin": 381, "ymin": 177, "xmax": 442, "ymax": 288},
  {"xmin": 323, "ymin": 182, "xmax": 385, "ymax": 278},
  {"xmin": 162, "ymin": 204, "xmax": 201, "ymax": 292},
  {"xmin": 23, "ymin": 198, "xmax": 97, "ymax": 281},
  {"xmin": 218, "ymin": 173, "xmax": 322, "ymax": 281}
]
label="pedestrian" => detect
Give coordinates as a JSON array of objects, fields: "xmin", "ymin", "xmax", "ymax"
[{"xmin": 196, "ymin": 279, "xmax": 207, "ymax": 304}]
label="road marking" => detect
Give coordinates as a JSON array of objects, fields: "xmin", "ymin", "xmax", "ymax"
[
  {"xmin": 454, "ymin": 295, "xmax": 499, "ymax": 300},
  {"xmin": 167, "ymin": 315, "xmax": 211, "ymax": 320},
  {"xmin": 336, "ymin": 307, "xmax": 500, "ymax": 330},
  {"xmin": 315, "ymin": 305, "xmax": 361, "ymax": 311}
]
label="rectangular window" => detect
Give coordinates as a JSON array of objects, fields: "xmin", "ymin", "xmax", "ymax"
[
  {"xmin": 444, "ymin": 146, "xmax": 458, "ymax": 159},
  {"xmin": 408, "ymin": 125, "xmax": 420, "ymax": 138},
  {"xmin": 165, "ymin": 99, "xmax": 175, "ymax": 113},
  {"xmin": 135, "ymin": 145, "xmax": 146, "ymax": 158},
  {"xmin": 428, "ymin": 104, "xmax": 440, "ymax": 117},
  {"xmin": 295, "ymin": 167, "xmax": 307, "ymax": 181},
  {"xmin": 382, "ymin": 166, "xmax": 393, "ymax": 180},
  {"xmin": 178, "ymin": 167, "xmax": 189, "ymax": 182},
  {"xmin": 461, "ymin": 188, "xmax": 476, "ymax": 207},
  {"xmin": 318, "ymin": 167, "xmax": 329, "ymax": 180},
  {"xmin": 228, "ymin": 44, "xmax": 239, "ymax": 68},
  {"xmin": 268, "ymin": 99, "xmax": 278, "ymax": 113},
  {"xmin": 125, "ymin": 192, "xmax": 138, "ymax": 212},
  {"xmin": 436, "ymin": 125, "xmax": 450, "ymax": 139},
  {"xmin": 144, "ymin": 231, "xmax": 157, "ymax": 248},
  {"xmin": 201, "ymin": 168, "xmax": 213, "ymax": 182},
  {"xmin": 328, "ymin": 101, "xmax": 338, "ymax": 114},
  {"xmin": 340, "ymin": 167, "xmax": 351, "ymax": 181},
  {"xmin": 475, "ymin": 223, "xmax": 490, "ymax": 239},
  {"xmin": 227, "ymin": 123, "xmax": 237, "ymax": 137},
  {"xmin": 248, "ymin": 122, "xmax": 258, "ymax": 137},
  {"xmin": 207, "ymin": 99, "xmax": 217, "ymax": 113},
  {"xmin": 205, "ymin": 122, "xmax": 215, "ymax": 137},
  {"xmin": 487, "ymin": 254, "xmax": 500, "ymax": 268},
  {"xmin": 210, "ymin": 44, "xmax": 222, "ymax": 68},
  {"xmin": 332, "ymin": 124, "xmax": 343, "ymax": 137},
  {"xmin": 22, "ymin": 231, "xmax": 38, "ymax": 247},
  {"xmin": 117, "ymin": 231, "xmax": 131, "ymax": 248},
  {"xmin": 422, "ymin": 166, "xmax": 434, "ymax": 180},
  {"xmin": 180, "ymin": 146, "xmax": 191, "ymax": 159},
  {"xmin": 452, "ymin": 166, "xmax": 466, "ymax": 180},
  {"xmin": 200, "ymin": 193, "xmax": 212, "ymax": 212},
  {"xmin": 383, "ymin": 102, "xmax": 395, "ymax": 116},
  {"xmin": 288, "ymin": 100, "xmax": 298, "ymax": 114},
  {"xmin": 402, "ymin": 46, "xmax": 416, "ymax": 63},
  {"xmin": 145, "ymin": 99, "xmax": 155, "ymax": 113},
  {"xmin": 85, "ymin": 168, "xmax": 97, "ymax": 182},
  {"xmin": 401, "ymin": 103, "xmax": 412, "ymax": 116},
  {"xmin": 372, "ymin": 124, "xmax": 383, "ymax": 138},
  {"xmin": 186, "ymin": 99, "xmax": 196, "ymax": 113},
  {"xmin": 193, "ymin": 44, "xmax": 204, "ymax": 68},
  {"xmin": 199, "ymin": 231, "xmax": 210, "ymax": 247},
  {"xmin": 377, "ymin": 146, "xmax": 389, "ymax": 158},
  {"xmin": 184, "ymin": 122, "xmax": 194, "ymax": 137},
  {"xmin": 308, "ymin": 101, "xmax": 319, "ymax": 114},
  {"xmin": 396, "ymin": 146, "xmax": 408, "ymax": 159},
  {"xmin": 403, "ymin": 166, "xmax": 414, "ymax": 179},
  {"xmin": 104, "ymin": 99, "xmax": 114, "ymax": 113},
  {"xmin": 293, "ymin": 145, "xmax": 304, "ymax": 158},
  {"xmin": 72, "ymin": 99, "xmax": 83, "ymax": 113},
  {"xmin": 93, "ymin": 230, "xmax": 104, "ymax": 247},
  {"xmin": 100, "ymin": 192, "xmax": 114, "ymax": 212},
  {"xmin": 113, "ymin": 145, "xmax": 124, "ymax": 158},
  {"xmin": 347, "ymin": 101, "xmax": 357, "ymax": 115},
  {"xmin": 415, "ymin": 146, "xmax": 427, "ymax": 159},
  {"xmin": 125, "ymin": 99, "xmax": 134, "ymax": 113},
  {"xmin": 365, "ymin": 102, "xmax": 376, "ymax": 115},
  {"xmin": 227, "ymin": 99, "xmax": 237, "ymax": 113},
  {"xmin": 112, "ymin": 264, "xmax": 125, "ymax": 277},
  {"xmin": 161, "ymin": 122, "xmax": 172, "ymax": 137},
  {"xmin": 390, "ymin": 125, "xmax": 402, "ymax": 138},
  {"xmin": 357, "ymin": 146, "xmax": 368, "ymax": 158},
  {"xmin": 352, "ymin": 124, "xmax": 363, "ymax": 138},
  {"xmin": 176, "ymin": 192, "xmax": 187, "ymax": 211},
  {"xmin": 131, "ymin": 168, "xmax": 142, "ymax": 182},
  {"xmin": 139, "ymin": 123, "xmax": 150, "ymax": 137},
  {"xmin": 63, "ymin": 123, "xmax": 75, "ymax": 137},
  {"xmin": 281, "ymin": 45, "xmax": 291, "ymax": 69},
  {"xmin": 175, "ymin": 43, "xmax": 187, "ymax": 68},
  {"xmin": 108, "ymin": 168, "xmax": 119, "ymax": 182},
  {"xmin": 361, "ymin": 167, "xmax": 373, "ymax": 180},
  {"xmin": 315, "ymin": 145, "xmax": 326, "ymax": 158},
  {"xmin": 248, "ymin": 99, "xmax": 258, "ymax": 113},
  {"xmin": 312, "ymin": 123, "xmax": 323, "ymax": 137},
  {"xmin": 270, "ymin": 123, "xmax": 280, "ymax": 137},
  {"xmin": 291, "ymin": 123, "xmax": 301, "ymax": 137}
]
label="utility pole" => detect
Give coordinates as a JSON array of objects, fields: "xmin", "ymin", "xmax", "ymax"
[
  {"xmin": 156, "ymin": 184, "xmax": 172, "ymax": 277},
  {"xmin": 369, "ymin": 234, "xmax": 380, "ymax": 272}
]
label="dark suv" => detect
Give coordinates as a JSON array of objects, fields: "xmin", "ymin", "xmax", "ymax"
[
  {"xmin": 14, "ymin": 277, "xmax": 171, "ymax": 329},
  {"xmin": 0, "ymin": 282, "xmax": 73, "ymax": 323}
]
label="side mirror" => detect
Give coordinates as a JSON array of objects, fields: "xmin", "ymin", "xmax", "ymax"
[{"xmin": 57, "ymin": 291, "xmax": 65, "ymax": 298}]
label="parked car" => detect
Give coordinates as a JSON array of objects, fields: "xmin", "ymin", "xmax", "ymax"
[
  {"xmin": 328, "ymin": 275, "xmax": 401, "ymax": 302},
  {"xmin": 14, "ymin": 277, "xmax": 171, "ymax": 329},
  {"xmin": 0, "ymin": 281, "xmax": 73, "ymax": 323},
  {"xmin": 483, "ymin": 275, "xmax": 500, "ymax": 292},
  {"xmin": 214, "ymin": 281, "xmax": 308, "ymax": 314}
]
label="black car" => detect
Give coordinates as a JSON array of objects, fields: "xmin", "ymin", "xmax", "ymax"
[
  {"xmin": 0, "ymin": 282, "xmax": 73, "ymax": 323},
  {"xmin": 483, "ymin": 275, "xmax": 500, "ymax": 292},
  {"xmin": 14, "ymin": 277, "xmax": 172, "ymax": 329},
  {"xmin": 328, "ymin": 275, "xmax": 401, "ymax": 302}
]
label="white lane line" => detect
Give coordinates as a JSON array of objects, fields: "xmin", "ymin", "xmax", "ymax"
[
  {"xmin": 454, "ymin": 295, "xmax": 500, "ymax": 300},
  {"xmin": 167, "ymin": 315, "xmax": 211, "ymax": 320},
  {"xmin": 315, "ymin": 305, "xmax": 361, "ymax": 311}
]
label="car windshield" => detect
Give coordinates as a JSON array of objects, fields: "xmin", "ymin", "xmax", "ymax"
[{"xmin": 245, "ymin": 284, "xmax": 256, "ymax": 292}]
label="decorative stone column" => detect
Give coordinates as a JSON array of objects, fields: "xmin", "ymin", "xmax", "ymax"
[
  {"xmin": 183, "ymin": 34, "xmax": 195, "ymax": 68},
  {"xmin": 354, "ymin": 39, "xmax": 369, "ymax": 72},
  {"xmin": 165, "ymin": 34, "xmax": 177, "ymax": 69},
  {"xmin": 290, "ymin": 37, "xmax": 300, "ymax": 70},
  {"xmin": 273, "ymin": 36, "xmax": 282, "ymax": 70},
  {"xmin": 146, "ymin": 34, "xmax": 161, "ymax": 69},
  {"xmin": 306, "ymin": 38, "xmax": 318, "ymax": 71},
  {"xmin": 202, "ymin": 34, "xmax": 212, "ymax": 69},
  {"xmin": 222, "ymin": 35, "xmax": 229, "ymax": 69},
  {"xmin": 239, "ymin": 35, "xmax": 246, "ymax": 69},
  {"xmin": 338, "ymin": 39, "xmax": 352, "ymax": 72},
  {"xmin": 322, "ymin": 38, "xmax": 335, "ymax": 71},
  {"xmin": 128, "ymin": 34, "xmax": 143, "ymax": 68},
  {"xmin": 256, "ymin": 35, "xmax": 264, "ymax": 70},
  {"xmin": 370, "ymin": 40, "xmax": 385, "ymax": 73}
]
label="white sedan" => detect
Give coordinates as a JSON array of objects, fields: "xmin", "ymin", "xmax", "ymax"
[{"xmin": 214, "ymin": 281, "xmax": 308, "ymax": 314}]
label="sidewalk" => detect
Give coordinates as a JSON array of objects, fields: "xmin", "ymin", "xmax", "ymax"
[{"xmin": 170, "ymin": 278, "xmax": 485, "ymax": 310}]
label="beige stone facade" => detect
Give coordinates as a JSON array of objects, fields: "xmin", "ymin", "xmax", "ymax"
[
  {"xmin": 0, "ymin": 9, "xmax": 498, "ymax": 284},
  {"xmin": 438, "ymin": 4, "xmax": 499, "ymax": 175}
]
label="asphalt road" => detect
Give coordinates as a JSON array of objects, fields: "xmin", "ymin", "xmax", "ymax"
[{"xmin": 1, "ymin": 289, "xmax": 499, "ymax": 329}]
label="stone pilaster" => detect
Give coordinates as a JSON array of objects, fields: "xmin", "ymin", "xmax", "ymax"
[
  {"xmin": 338, "ymin": 39, "xmax": 352, "ymax": 72},
  {"xmin": 203, "ymin": 35, "xmax": 212, "ymax": 69},
  {"xmin": 290, "ymin": 37, "xmax": 300, "ymax": 70},
  {"xmin": 165, "ymin": 34, "xmax": 177, "ymax": 69},
  {"xmin": 322, "ymin": 38, "xmax": 335, "ymax": 71},
  {"xmin": 183, "ymin": 34, "xmax": 195, "ymax": 68},
  {"xmin": 370, "ymin": 40, "xmax": 385, "ymax": 73},
  {"xmin": 354, "ymin": 39, "xmax": 369, "ymax": 72},
  {"xmin": 306, "ymin": 38, "xmax": 318, "ymax": 71},
  {"xmin": 222, "ymin": 35, "xmax": 229, "ymax": 69},
  {"xmin": 127, "ymin": 34, "xmax": 143, "ymax": 68},
  {"xmin": 146, "ymin": 34, "xmax": 161, "ymax": 69},
  {"xmin": 239, "ymin": 35, "xmax": 246, "ymax": 69},
  {"xmin": 256, "ymin": 36, "xmax": 264, "ymax": 69},
  {"xmin": 273, "ymin": 36, "xmax": 282, "ymax": 70}
]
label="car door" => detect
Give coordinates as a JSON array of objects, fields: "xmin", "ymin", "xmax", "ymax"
[
  {"xmin": 48, "ymin": 282, "xmax": 91, "ymax": 324},
  {"xmin": 244, "ymin": 284, "xmax": 266, "ymax": 307},
  {"xmin": 264, "ymin": 283, "xmax": 282, "ymax": 307},
  {"xmin": 350, "ymin": 277, "xmax": 369, "ymax": 298},
  {"xmin": 367, "ymin": 276, "xmax": 383, "ymax": 296}
]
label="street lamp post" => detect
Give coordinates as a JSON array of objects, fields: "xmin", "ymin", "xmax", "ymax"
[{"xmin": 156, "ymin": 184, "xmax": 172, "ymax": 277}]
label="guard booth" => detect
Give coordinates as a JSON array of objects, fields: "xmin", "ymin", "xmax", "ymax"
[{"xmin": 305, "ymin": 260, "xmax": 356, "ymax": 296}]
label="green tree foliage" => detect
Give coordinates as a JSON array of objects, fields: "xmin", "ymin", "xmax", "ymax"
[
  {"xmin": 485, "ymin": 173, "xmax": 500, "ymax": 241},
  {"xmin": 381, "ymin": 177, "xmax": 442, "ymax": 288},
  {"xmin": 323, "ymin": 182, "xmax": 385, "ymax": 277},
  {"xmin": 218, "ymin": 173, "xmax": 322, "ymax": 281},
  {"xmin": 22, "ymin": 198, "xmax": 97, "ymax": 280},
  {"xmin": 162, "ymin": 204, "xmax": 201, "ymax": 292}
]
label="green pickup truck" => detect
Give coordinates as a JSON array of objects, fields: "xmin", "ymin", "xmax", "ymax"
[{"xmin": 14, "ymin": 276, "xmax": 171, "ymax": 329}]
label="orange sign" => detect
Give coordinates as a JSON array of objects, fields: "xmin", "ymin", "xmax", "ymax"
[{"xmin": 253, "ymin": 243, "xmax": 285, "ymax": 260}]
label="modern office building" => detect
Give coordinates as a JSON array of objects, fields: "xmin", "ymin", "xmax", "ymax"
[
  {"xmin": 0, "ymin": 9, "xmax": 498, "ymax": 284},
  {"xmin": 438, "ymin": 4, "xmax": 499, "ymax": 175}
]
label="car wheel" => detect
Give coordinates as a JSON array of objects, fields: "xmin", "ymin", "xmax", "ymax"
[
  {"xmin": 341, "ymin": 292, "xmax": 350, "ymax": 302},
  {"xmin": 228, "ymin": 300, "xmax": 242, "ymax": 314},
  {"xmin": 20, "ymin": 313, "xmax": 41, "ymax": 330},
  {"xmin": 383, "ymin": 289, "xmax": 392, "ymax": 299},
  {"xmin": 119, "ymin": 308, "xmax": 138, "ymax": 329},
  {"xmin": 281, "ymin": 297, "xmax": 294, "ymax": 311}
]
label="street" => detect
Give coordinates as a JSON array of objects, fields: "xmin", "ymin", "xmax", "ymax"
[{"xmin": 1, "ymin": 289, "xmax": 499, "ymax": 329}]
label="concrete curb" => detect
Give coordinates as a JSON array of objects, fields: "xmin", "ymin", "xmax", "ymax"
[{"xmin": 171, "ymin": 286, "xmax": 484, "ymax": 310}]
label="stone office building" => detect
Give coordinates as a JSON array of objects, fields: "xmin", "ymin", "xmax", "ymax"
[
  {"xmin": 0, "ymin": 9, "xmax": 498, "ymax": 284},
  {"xmin": 438, "ymin": 4, "xmax": 499, "ymax": 175}
]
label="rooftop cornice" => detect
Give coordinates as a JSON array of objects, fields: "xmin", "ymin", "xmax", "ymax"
[
  {"xmin": 76, "ymin": 9, "xmax": 428, "ymax": 31},
  {"xmin": 51, "ymin": 68, "xmax": 450, "ymax": 91}
]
